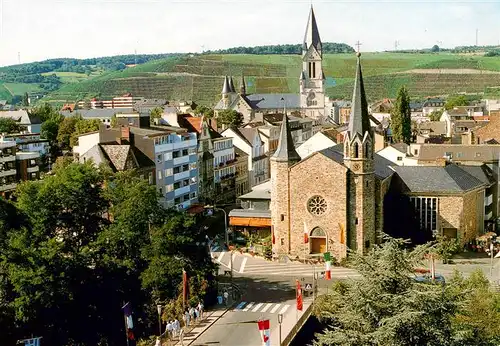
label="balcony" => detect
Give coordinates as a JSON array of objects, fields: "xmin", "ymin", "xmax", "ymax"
[
  {"xmin": 485, "ymin": 194, "xmax": 493, "ymax": 206},
  {"xmin": 174, "ymin": 185, "xmax": 191, "ymax": 197},
  {"xmin": 0, "ymin": 182, "xmax": 17, "ymax": 192},
  {"xmin": 173, "ymin": 170, "xmax": 190, "ymax": 181},
  {"xmin": 27, "ymin": 166, "xmax": 39, "ymax": 173},
  {"xmin": 0, "ymin": 155, "xmax": 15, "ymax": 163},
  {"xmin": 0, "ymin": 169, "xmax": 16, "ymax": 178},
  {"xmin": 173, "ymin": 155, "xmax": 190, "ymax": 166},
  {"xmin": 215, "ymin": 159, "xmax": 237, "ymax": 169}
]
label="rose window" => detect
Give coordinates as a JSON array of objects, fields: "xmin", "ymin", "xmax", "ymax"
[{"xmin": 307, "ymin": 195, "xmax": 327, "ymax": 216}]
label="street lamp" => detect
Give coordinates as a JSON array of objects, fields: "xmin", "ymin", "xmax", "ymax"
[
  {"xmin": 157, "ymin": 304, "xmax": 162, "ymax": 336},
  {"xmin": 205, "ymin": 205, "xmax": 232, "ymax": 283},
  {"xmin": 278, "ymin": 313, "xmax": 283, "ymax": 345}
]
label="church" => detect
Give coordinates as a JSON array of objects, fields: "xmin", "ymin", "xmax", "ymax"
[{"xmin": 214, "ymin": 6, "xmax": 327, "ymax": 122}]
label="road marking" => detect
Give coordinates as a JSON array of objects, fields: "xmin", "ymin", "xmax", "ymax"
[
  {"xmin": 279, "ymin": 305, "xmax": 290, "ymax": 314},
  {"xmin": 252, "ymin": 303, "xmax": 263, "ymax": 312},
  {"xmin": 217, "ymin": 251, "xmax": 225, "ymax": 263},
  {"xmin": 243, "ymin": 302, "xmax": 254, "ymax": 312},
  {"xmin": 235, "ymin": 302, "xmax": 246, "ymax": 310},
  {"xmin": 239, "ymin": 257, "xmax": 247, "ymax": 273},
  {"xmin": 261, "ymin": 303, "xmax": 273, "ymax": 313},
  {"xmin": 270, "ymin": 304, "xmax": 281, "ymax": 313}
]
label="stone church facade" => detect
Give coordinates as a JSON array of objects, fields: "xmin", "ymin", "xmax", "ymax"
[{"xmin": 271, "ymin": 54, "xmax": 386, "ymax": 261}]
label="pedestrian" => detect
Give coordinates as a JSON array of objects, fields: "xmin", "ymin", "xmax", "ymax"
[
  {"xmin": 223, "ymin": 291, "xmax": 229, "ymax": 306},
  {"xmin": 174, "ymin": 318, "xmax": 180, "ymax": 337},
  {"xmin": 184, "ymin": 309, "xmax": 190, "ymax": 327},
  {"xmin": 189, "ymin": 306, "xmax": 195, "ymax": 324},
  {"xmin": 166, "ymin": 320, "xmax": 172, "ymax": 339},
  {"xmin": 197, "ymin": 301, "xmax": 204, "ymax": 319},
  {"xmin": 194, "ymin": 306, "xmax": 199, "ymax": 322},
  {"xmin": 155, "ymin": 337, "xmax": 161, "ymax": 346},
  {"xmin": 179, "ymin": 327, "xmax": 185, "ymax": 345}
]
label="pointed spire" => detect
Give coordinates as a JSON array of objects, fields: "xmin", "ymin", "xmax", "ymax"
[
  {"xmin": 303, "ymin": 5, "xmax": 322, "ymax": 53},
  {"xmin": 272, "ymin": 98, "xmax": 301, "ymax": 163},
  {"xmin": 348, "ymin": 53, "xmax": 370, "ymax": 139},
  {"xmin": 229, "ymin": 76, "xmax": 236, "ymax": 93},
  {"xmin": 300, "ymin": 71, "xmax": 306, "ymax": 80},
  {"xmin": 240, "ymin": 74, "xmax": 246, "ymax": 95},
  {"xmin": 222, "ymin": 76, "xmax": 230, "ymax": 94}
]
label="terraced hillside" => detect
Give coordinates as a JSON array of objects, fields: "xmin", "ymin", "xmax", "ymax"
[{"xmin": 43, "ymin": 53, "xmax": 500, "ymax": 106}]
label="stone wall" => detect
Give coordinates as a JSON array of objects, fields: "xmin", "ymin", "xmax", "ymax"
[
  {"xmin": 288, "ymin": 153, "xmax": 348, "ymax": 261},
  {"xmin": 270, "ymin": 159, "xmax": 292, "ymax": 254},
  {"xmin": 462, "ymin": 189, "xmax": 483, "ymax": 242},
  {"xmin": 438, "ymin": 195, "xmax": 463, "ymax": 235}
]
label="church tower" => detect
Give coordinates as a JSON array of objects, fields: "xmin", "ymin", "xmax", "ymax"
[
  {"xmin": 221, "ymin": 76, "xmax": 231, "ymax": 108},
  {"xmin": 271, "ymin": 109, "xmax": 301, "ymax": 255},
  {"xmin": 300, "ymin": 5, "xmax": 326, "ymax": 119},
  {"xmin": 343, "ymin": 53, "xmax": 376, "ymax": 254}
]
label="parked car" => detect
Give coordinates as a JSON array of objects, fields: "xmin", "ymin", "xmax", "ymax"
[{"xmin": 414, "ymin": 273, "xmax": 446, "ymax": 285}]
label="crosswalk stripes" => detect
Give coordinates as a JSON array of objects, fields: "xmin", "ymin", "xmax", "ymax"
[{"xmin": 233, "ymin": 302, "xmax": 291, "ymax": 314}]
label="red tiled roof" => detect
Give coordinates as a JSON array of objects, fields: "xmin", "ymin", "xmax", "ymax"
[{"xmin": 184, "ymin": 116, "xmax": 202, "ymax": 133}]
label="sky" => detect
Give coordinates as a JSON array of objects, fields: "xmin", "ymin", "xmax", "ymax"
[{"xmin": 1, "ymin": 0, "xmax": 500, "ymax": 67}]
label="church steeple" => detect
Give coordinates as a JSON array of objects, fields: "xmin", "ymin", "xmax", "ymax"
[
  {"xmin": 228, "ymin": 76, "xmax": 236, "ymax": 93},
  {"xmin": 347, "ymin": 53, "xmax": 370, "ymax": 139},
  {"xmin": 240, "ymin": 74, "xmax": 246, "ymax": 96},
  {"xmin": 272, "ymin": 101, "xmax": 301, "ymax": 163},
  {"xmin": 221, "ymin": 76, "xmax": 231, "ymax": 94},
  {"xmin": 303, "ymin": 5, "xmax": 322, "ymax": 54}
]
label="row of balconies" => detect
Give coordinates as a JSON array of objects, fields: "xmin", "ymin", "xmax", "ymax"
[
  {"xmin": 220, "ymin": 172, "xmax": 237, "ymax": 181},
  {"xmin": 216, "ymin": 158, "xmax": 237, "ymax": 168}
]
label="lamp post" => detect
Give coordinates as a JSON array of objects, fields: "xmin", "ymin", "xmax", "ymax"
[
  {"xmin": 278, "ymin": 313, "xmax": 283, "ymax": 345},
  {"xmin": 206, "ymin": 204, "xmax": 232, "ymax": 284},
  {"xmin": 157, "ymin": 304, "xmax": 162, "ymax": 336}
]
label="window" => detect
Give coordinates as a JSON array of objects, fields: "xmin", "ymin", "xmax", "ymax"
[
  {"xmin": 365, "ymin": 240, "xmax": 370, "ymax": 249},
  {"xmin": 353, "ymin": 143, "xmax": 359, "ymax": 158},
  {"xmin": 410, "ymin": 197, "xmax": 437, "ymax": 232},
  {"xmin": 164, "ymin": 152, "xmax": 172, "ymax": 161},
  {"xmin": 414, "ymin": 149, "xmax": 418, "ymax": 155},
  {"xmin": 166, "ymin": 184, "xmax": 173, "ymax": 192},
  {"xmin": 173, "ymin": 151, "xmax": 180, "ymax": 158},
  {"xmin": 182, "ymin": 149, "xmax": 189, "ymax": 156},
  {"xmin": 281, "ymin": 214, "xmax": 285, "ymax": 221},
  {"xmin": 30, "ymin": 173, "xmax": 37, "ymax": 179},
  {"xmin": 164, "ymin": 168, "xmax": 172, "ymax": 176},
  {"xmin": 307, "ymin": 196, "xmax": 327, "ymax": 216},
  {"xmin": 149, "ymin": 173, "xmax": 153, "ymax": 184},
  {"xmin": 182, "ymin": 164, "xmax": 189, "ymax": 172},
  {"xmin": 182, "ymin": 179, "xmax": 189, "ymax": 187},
  {"xmin": 157, "ymin": 155, "xmax": 162, "ymax": 163},
  {"xmin": 173, "ymin": 166, "xmax": 180, "ymax": 174},
  {"xmin": 183, "ymin": 194, "xmax": 190, "ymax": 202},
  {"xmin": 190, "ymin": 177, "xmax": 197, "ymax": 184},
  {"xmin": 158, "ymin": 170, "xmax": 162, "ymax": 180},
  {"xmin": 190, "ymin": 192, "xmax": 197, "ymax": 199},
  {"xmin": 190, "ymin": 163, "xmax": 197, "ymax": 170},
  {"xmin": 189, "ymin": 147, "xmax": 196, "ymax": 155},
  {"xmin": 355, "ymin": 218, "xmax": 358, "ymax": 225},
  {"xmin": 158, "ymin": 187, "xmax": 163, "ymax": 194},
  {"xmin": 397, "ymin": 156, "xmax": 403, "ymax": 161},
  {"xmin": 174, "ymin": 197, "xmax": 181, "ymax": 204},
  {"xmin": 174, "ymin": 181, "xmax": 181, "ymax": 189}
]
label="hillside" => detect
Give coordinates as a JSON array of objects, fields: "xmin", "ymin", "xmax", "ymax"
[{"xmin": 40, "ymin": 52, "xmax": 500, "ymax": 107}]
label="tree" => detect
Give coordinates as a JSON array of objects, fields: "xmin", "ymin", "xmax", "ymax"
[
  {"xmin": 194, "ymin": 105, "xmax": 214, "ymax": 119},
  {"xmin": 217, "ymin": 109, "xmax": 244, "ymax": 128},
  {"xmin": 431, "ymin": 45, "xmax": 440, "ymax": 53},
  {"xmin": 150, "ymin": 107, "xmax": 164, "ymax": 124},
  {"xmin": 445, "ymin": 95, "xmax": 468, "ymax": 110},
  {"xmin": 56, "ymin": 116, "xmax": 79, "ymax": 149},
  {"xmin": 22, "ymin": 92, "xmax": 29, "ymax": 107},
  {"xmin": 0, "ymin": 118, "xmax": 21, "ymax": 134},
  {"xmin": 429, "ymin": 109, "xmax": 443, "ymax": 121},
  {"xmin": 69, "ymin": 117, "xmax": 101, "ymax": 147},
  {"xmin": 390, "ymin": 86, "xmax": 412, "ymax": 144}
]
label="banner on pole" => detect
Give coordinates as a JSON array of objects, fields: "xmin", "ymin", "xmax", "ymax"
[
  {"xmin": 296, "ymin": 279, "xmax": 303, "ymax": 311},
  {"xmin": 257, "ymin": 319, "xmax": 271, "ymax": 346},
  {"xmin": 324, "ymin": 252, "xmax": 332, "ymax": 280}
]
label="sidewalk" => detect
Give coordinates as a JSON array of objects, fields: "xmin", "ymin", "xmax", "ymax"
[
  {"xmin": 269, "ymin": 297, "xmax": 313, "ymax": 346},
  {"xmin": 172, "ymin": 308, "xmax": 228, "ymax": 346}
]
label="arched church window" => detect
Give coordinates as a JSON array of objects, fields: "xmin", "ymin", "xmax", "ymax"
[
  {"xmin": 307, "ymin": 195, "xmax": 327, "ymax": 216},
  {"xmin": 310, "ymin": 227, "xmax": 326, "ymax": 237},
  {"xmin": 365, "ymin": 142, "xmax": 370, "ymax": 158},
  {"xmin": 353, "ymin": 143, "xmax": 359, "ymax": 158}
]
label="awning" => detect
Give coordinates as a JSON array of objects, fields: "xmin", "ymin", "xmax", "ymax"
[{"xmin": 230, "ymin": 216, "xmax": 271, "ymax": 227}]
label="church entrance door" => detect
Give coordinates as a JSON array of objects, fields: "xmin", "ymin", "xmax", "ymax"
[{"xmin": 310, "ymin": 227, "xmax": 327, "ymax": 254}]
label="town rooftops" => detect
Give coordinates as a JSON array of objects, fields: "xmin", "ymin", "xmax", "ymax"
[
  {"xmin": 392, "ymin": 164, "xmax": 485, "ymax": 194},
  {"xmin": 460, "ymin": 164, "xmax": 497, "ymax": 186},
  {"xmin": 237, "ymin": 180, "xmax": 271, "ymax": 200},
  {"xmin": 417, "ymin": 121, "xmax": 447, "ymax": 135},
  {"xmin": 244, "ymin": 93, "xmax": 300, "ymax": 110},
  {"xmin": 0, "ymin": 110, "xmax": 40, "ymax": 125},
  {"xmin": 60, "ymin": 108, "xmax": 135, "ymax": 119},
  {"xmin": 415, "ymin": 144, "xmax": 500, "ymax": 162}
]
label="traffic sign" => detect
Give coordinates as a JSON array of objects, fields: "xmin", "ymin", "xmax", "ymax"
[{"xmin": 304, "ymin": 283, "xmax": 313, "ymax": 291}]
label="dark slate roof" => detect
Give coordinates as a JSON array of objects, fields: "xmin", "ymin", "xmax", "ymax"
[
  {"xmin": 303, "ymin": 6, "xmax": 322, "ymax": 53},
  {"xmin": 391, "ymin": 143, "xmax": 408, "ymax": 154},
  {"xmin": 392, "ymin": 164, "xmax": 485, "ymax": 193},
  {"xmin": 460, "ymin": 165, "xmax": 496, "ymax": 186},
  {"xmin": 319, "ymin": 144, "xmax": 395, "ymax": 180},
  {"xmin": 348, "ymin": 55, "xmax": 370, "ymax": 139},
  {"xmin": 272, "ymin": 114, "xmax": 301, "ymax": 162},
  {"xmin": 221, "ymin": 76, "xmax": 231, "ymax": 94},
  {"xmin": 229, "ymin": 76, "xmax": 236, "ymax": 93},
  {"xmin": 244, "ymin": 93, "xmax": 300, "ymax": 110}
]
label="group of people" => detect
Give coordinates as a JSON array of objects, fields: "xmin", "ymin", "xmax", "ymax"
[
  {"xmin": 183, "ymin": 301, "xmax": 204, "ymax": 327},
  {"xmin": 165, "ymin": 318, "xmax": 182, "ymax": 339}
]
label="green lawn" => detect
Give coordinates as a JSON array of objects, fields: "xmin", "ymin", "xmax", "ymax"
[
  {"xmin": 3, "ymin": 82, "xmax": 43, "ymax": 95},
  {"xmin": 0, "ymin": 83, "xmax": 12, "ymax": 101},
  {"xmin": 41, "ymin": 71, "xmax": 102, "ymax": 84}
]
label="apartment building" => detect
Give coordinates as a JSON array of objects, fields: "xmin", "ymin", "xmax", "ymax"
[{"xmin": 3, "ymin": 132, "xmax": 50, "ymax": 157}]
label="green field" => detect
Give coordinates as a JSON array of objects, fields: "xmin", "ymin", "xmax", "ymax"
[
  {"xmin": 3, "ymin": 82, "xmax": 43, "ymax": 95},
  {"xmin": 42, "ymin": 52, "xmax": 500, "ymax": 106},
  {"xmin": 41, "ymin": 71, "xmax": 102, "ymax": 84},
  {"xmin": 0, "ymin": 84, "xmax": 12, "ymax": 101}
]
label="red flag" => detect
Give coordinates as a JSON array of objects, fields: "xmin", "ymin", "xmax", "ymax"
[
  {"xmin": 303, "ymin": 222, "xmax": 309, "ymax": 244},
  {"xmin": 183, "ymin": 270, "xmax": 188, "ymax": 304},
  {"xmin": 296, "ymin": 280, "xmax": 303, "ymax": 311},
  {"xmin": 272, "ymin": 227, "xmax": 275, "ymax": 245},
  {"xmin": 257, "ymin": 319, "xmax": 271, "ymax": 346}
]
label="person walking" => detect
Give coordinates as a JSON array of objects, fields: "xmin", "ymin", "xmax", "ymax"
[
  {"xmin": 174, "ymin": 318, "xmax": 180, "ymax": 337},
  {"xmin": 223, "ymin": 291, "xmax": 229, "ymax": 306},
  {"xmin": 184, "ymin": 309, "xmax": 190, "ymax": 327},
  {"xmin": 166, "ymin": 320, "xmax": 172, "ymax": 339},
  {"xmin": 197, "ymin": 301, "xmax": 204, "ymax": 319}
]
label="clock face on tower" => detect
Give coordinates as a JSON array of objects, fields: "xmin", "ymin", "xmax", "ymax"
[{"xmin": 352, "ymin": 163, "xmax": 360, "ymax": 171}]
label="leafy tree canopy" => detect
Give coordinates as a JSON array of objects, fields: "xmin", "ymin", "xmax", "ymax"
[
  {"xmin": 217, "ymin": 109, "xmax": 244, "ymax": 128},
  {"xmin": 429, "ymin": 109, "xmax": 444, "ymax": 121},
  {"xmin": 0, "ymin": 118, "xmax": 23, "ymax": 134},
  {"xmin": 194, "ymin": 105, "xmax": 214, "ymax": 119},
  {"xmin": 445, "ymin": 95, "xmax": 468, "ymax": 110},
  {"xmin": 390, "ymin": 86, "xmax": 412, "ymax": 144}
]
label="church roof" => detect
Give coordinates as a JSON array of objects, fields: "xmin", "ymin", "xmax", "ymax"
[
  {"xmin": 392, "ymin": 164, "xmax": 485, "ymax": 194},
  {"xmin": 272, "ymin": 112, "xmax": 301, "ymax": 162},
  {"xmin": 222, "ymin": 76, "xmax": 231, "ymax": 94},
  {"xmin": 245, "ymin": 93, "xmax": 300, "ymax": 110},
  {"xmin": 303, "ymin": 6, "xmax": 322, "ymax": 52},
  {"xmin": 348, "ymin": 54, "xmax": 371, "ymax": 139},
  {"xmin": 319, "ymin": 143, "xmax": 395, "ymax": 179},
  {"xmin": 229, "ymin": 76, "xmax": 236, "ymax": 93}
]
